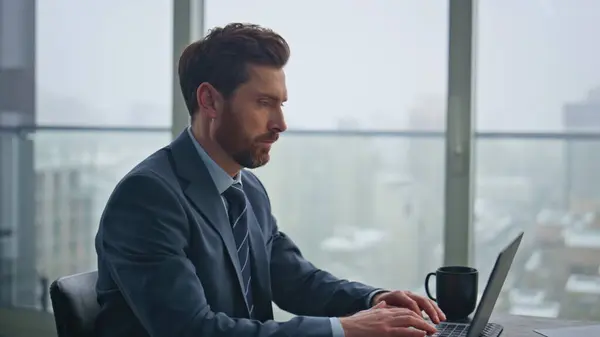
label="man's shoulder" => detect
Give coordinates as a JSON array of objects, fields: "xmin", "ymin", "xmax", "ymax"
[
  {"xmin": 99, "ymin": 147, "xmax": 186, "ymax": 229},
  {"xmin": 111, "ymin": 147, "xmax": 181, "ymax": 197},
  {"xmin": 130, "ymin": 146, "xmax": 172, "ymax": 173},
  {"xmin": 128, "ymin": 146, "xmax": 178, "ymax": 180}
]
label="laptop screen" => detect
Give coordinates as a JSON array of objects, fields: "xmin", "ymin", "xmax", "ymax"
[{"xmin": 467, "ymin": 232, "xmax": 524, "ymax": 337}]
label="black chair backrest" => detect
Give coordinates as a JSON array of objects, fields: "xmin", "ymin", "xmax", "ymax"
[{"xmin": 50, "ymin": 271, "xmax": 100, "ymax": 337}]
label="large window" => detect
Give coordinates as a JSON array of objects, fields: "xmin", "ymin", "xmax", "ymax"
[
  {"xmin": 0, "ymin": 0, "xmax": 173, "ymax": 310},
  {"xmin": 30, "ymin": 0, "xmax": 174, "ymax": 304},
  {"xmin": 5, "ymin": 2, "xmax": 600, "ymax": 332},
  {"xmin": 36, "ymin": 0, "xmax": 173, "ymax": 126},
  {"xmin": 474, "ymin": 0, "xmax": 600, "ymax": 321},
  {"xmin": 205, "ymin": 0, "xmax": 449, "ymax": 318}
]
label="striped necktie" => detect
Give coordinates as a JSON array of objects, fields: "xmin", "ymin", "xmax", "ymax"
[{"xmin": 222, "ymin": 182, "xmax": 254, "ymax": 317}]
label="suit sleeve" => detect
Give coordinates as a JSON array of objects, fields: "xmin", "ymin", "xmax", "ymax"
[
  {"xmin": 97, "ymin": 173, "xmax": 333, "ymax": 337},
  {"xmin": 269, "ymin": 226, "xmax": 379, "ymax": 318}
]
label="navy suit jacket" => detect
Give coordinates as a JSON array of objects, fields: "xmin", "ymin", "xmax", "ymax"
[{"xmin": 95, "ymin": 130, "xmax": 379, "ymax": 337}]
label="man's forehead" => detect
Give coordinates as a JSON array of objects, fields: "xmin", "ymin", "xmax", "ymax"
[{"xmin": 245, "ymin": 65, "xmax": 287, "ymax": 98}]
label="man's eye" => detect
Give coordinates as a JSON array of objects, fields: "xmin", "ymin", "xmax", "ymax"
[{"xmin": 259, "ymin": 100, "xmax": 270, "ymax": 106}]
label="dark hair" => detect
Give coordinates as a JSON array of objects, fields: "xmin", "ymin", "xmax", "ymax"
[{"xmin": 178, "ymin": 23, "xmax": 290, "ymax": 117}]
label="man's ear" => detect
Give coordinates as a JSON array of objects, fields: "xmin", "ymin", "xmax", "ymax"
[{"xmin": 196, "ymin": 83, "xmax": 222, "ymax": 119}]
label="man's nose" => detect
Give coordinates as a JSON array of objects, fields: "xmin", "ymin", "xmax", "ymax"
[{"xmin": 269, "ymin": 110, "xmax": 287, "ymax": 133}]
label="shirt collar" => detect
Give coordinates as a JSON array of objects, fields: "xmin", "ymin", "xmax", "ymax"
[{"xmin": 186, "ymin": 127, "xmax": 241, "ymax": 194}]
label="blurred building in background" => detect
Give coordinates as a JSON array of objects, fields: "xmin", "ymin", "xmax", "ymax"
[
  {"xmin": 505, "ymin": 89, "xmax": 600, "ymax": 320},
  {"xmin": 563, "ymin": 87, "xmax": 600, "ymax": 207},
  {"xmin": 34, "ymin": 167, "xmax": 95, "ymax": 295}
]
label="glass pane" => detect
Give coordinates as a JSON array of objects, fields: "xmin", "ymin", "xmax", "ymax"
[
  {"xmin": 475, "ymin": 0, "xmax": 600, "ymax": 321},
  {"xmin": 476, "ymin": 0, "xmax": 600, "ymax": 132},
  {"xmin": 36, "ymin": 0, "xmax": 173, "ymax": 126},
  {"xmin": 206, "ymin": 0, "xmax": 449, "ymax": 319},
  {"xmin": 206, "ymin": 0, "xmax": 449, "ymax": 130},
  {"xmin": 0, "ymin": 129, "xmax": 170, "ymax": 309}
]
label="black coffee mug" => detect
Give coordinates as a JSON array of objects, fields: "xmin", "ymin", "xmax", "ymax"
[{"xmin": 425, "ymin": 266, "xmax": 478, "ymax": 321}]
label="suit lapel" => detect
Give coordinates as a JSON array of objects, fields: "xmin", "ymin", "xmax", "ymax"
[{"xmin": 169, "ymin": 131, "xmax": 248, "ymax": 309}]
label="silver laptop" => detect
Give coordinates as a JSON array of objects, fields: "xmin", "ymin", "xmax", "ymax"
[{"xmin": 432, "ymin": 232, "xmax": 524, "ymax": 337}]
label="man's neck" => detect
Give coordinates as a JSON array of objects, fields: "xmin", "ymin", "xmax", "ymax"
[{"xmin": 190, "ymin": 126, "xmax": 241, "ymax": 177}]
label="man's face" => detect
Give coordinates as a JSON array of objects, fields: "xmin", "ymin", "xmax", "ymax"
[{"xmin": 214, "ymin": 65, "xmax": 288, "ymax": 168}]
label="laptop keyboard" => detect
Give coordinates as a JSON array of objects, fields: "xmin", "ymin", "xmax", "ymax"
[{"xmin": 432, "ymin": 322, "xmax": 503, "ymax": 337}]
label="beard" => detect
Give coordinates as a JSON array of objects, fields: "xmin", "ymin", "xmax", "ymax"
[
  {"xmin": 231, "ymin": 144, "xmax": 271, "ymax": 169},
  {"xmin": 214, "ymin": 105, "xmax": 278, "ymax": 169}
]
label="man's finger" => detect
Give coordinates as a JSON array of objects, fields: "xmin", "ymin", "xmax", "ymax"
[
  {"xmin": 373, "ymin": 300, "xmax": 387, "ymax": 309},
  {"xmin": 413, "ymin": 296, "xmax": 440, "ymax": 324},
  {"xmin": 432, "ymin": 299, "xmax": 446, "ymax": 321},
  {"xmin": 390, "ymin": 327, "xmax": 428, "ymax": 337},
  {"xmin": 400, "ymin": 292, "xmax": 422, "ymax": 316},
  {"xmin": 388, "ymin": 307, "xmax": 424, "ymax": 319},
  {"xmin": 398, "ymin": 316, "xmax": 437, "ymax": 335}
]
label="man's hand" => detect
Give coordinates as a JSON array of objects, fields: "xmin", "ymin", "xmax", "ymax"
[
  {"xmin": 340, "ymin": 301, "xmax": 437, "ymax": 337},
  {"xmin": 372, "ymin": 291, "xmax": 446, "ymax": 324}
]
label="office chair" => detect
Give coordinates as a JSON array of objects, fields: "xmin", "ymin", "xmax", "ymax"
[{"xmin": 50, "ymin": 271, "xmax": 100, "ymax": 337}]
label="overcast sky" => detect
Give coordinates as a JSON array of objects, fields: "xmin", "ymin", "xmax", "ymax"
[{"xmin": 35, "ymin": 0, "xmax": 600, "ymax": 131}]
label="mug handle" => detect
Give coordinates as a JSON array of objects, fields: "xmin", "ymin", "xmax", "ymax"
[{"xmin": 425, "ymin": 272, "xmax": 436, "ymax": 301}]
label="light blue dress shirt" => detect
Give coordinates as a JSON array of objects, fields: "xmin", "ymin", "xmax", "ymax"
[{"xmin": 186, "ymin": 127, "xmax": 383, "ymax": 337}]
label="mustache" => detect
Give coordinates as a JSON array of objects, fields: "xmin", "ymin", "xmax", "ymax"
[{"xmin": 256, "ymin": 132, "xmax": 279, "ymax": 142}]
